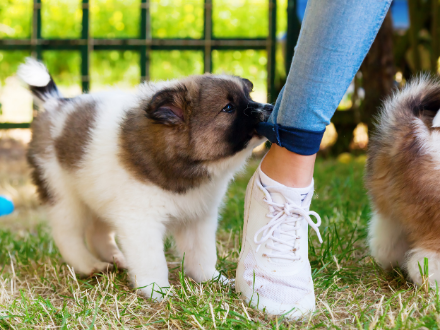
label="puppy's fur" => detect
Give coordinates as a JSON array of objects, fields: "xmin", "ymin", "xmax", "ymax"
[
  {"xmin": 18, "ymin": 58, "xmax": 272, "ymax": 299},
  {"xmin": 366, "ymin": 76, "xmax": 440, "ymax": 286}
]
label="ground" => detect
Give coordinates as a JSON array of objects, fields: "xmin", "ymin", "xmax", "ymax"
[{"xmin": 0, "ymin": 133, "xmax": 439, "ymax": 329}]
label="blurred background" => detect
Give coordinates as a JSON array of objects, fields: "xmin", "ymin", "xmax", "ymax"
[
  {"xmin": 0, "ymin": 0, "xmax": 433, "ymax": 156},
  {"xmin": 0, "ymin": 2, "xmax": 435, "ymax": 324}
]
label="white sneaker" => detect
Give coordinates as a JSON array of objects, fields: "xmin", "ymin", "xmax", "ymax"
[{"xmin": 235, "ymin": 167, "xmax": 323, "ymax": 319}]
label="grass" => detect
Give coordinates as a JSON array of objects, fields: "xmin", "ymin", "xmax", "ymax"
[{"xmin": 0, "ymin": 137, "xmax": 439, "ymax": 329}]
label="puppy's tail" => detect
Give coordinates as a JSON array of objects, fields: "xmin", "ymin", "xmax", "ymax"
[
  {"xmin": 17, "ymin": 57, "xmax": 62, "ymax": 104},
  {"xmin": 379, "ymin": 75, "xmax": 440, "ymax": 131}
]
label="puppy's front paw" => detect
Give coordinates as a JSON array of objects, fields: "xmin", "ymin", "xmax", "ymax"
[
  {"xmin": 136, "ymin": 279, "xmax": 171, "ymax": 301},
  {"xmin": 73, "ymin": 261, "xmax": 113, "ymax": 277},
  {"xmin": 111, "ymin": 252, "xmax": 127, "ymax": 269},
  {"xmin": 406, "ymin": 248, "xmax": 440, "ymax": 287},
  {"xmin": 211, "ymin": 270, "xmax": 232, "ymax": 285},
  {"xmin": 187, "ymin": 267, "xmax": 216, "ymax": 283},
  {"xmin": 189, "ymin": 268, "xmax": 231, "ymax": 285},
  {"xmin": 91, "ymin": 261, "xmax": 114, "ymax": 274}
]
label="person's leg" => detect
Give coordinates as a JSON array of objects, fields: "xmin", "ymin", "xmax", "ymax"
[
  {"xmin": 259, "ymin": 0, "xmax": 392, "ymax": 188},
  {"xmin": 261, "ymin": 144, "xmax": 316, "ymax": 188},
  {"xmin": 236, "ymin": 0, "xmax": 393, "ymax": 319}
]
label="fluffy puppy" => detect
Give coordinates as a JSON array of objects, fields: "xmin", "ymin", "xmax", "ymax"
[
  {"xmin": 18, "ymin": 58, "xmax": 272, "ymax": 299},
  {"xmin": 366, "ymin": 76, "xmax": 440, "ymax": 286}
]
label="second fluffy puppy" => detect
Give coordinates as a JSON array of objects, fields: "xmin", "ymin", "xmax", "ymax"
[{"xmin": 367, "ymin": 77, "xmax": 440, "ymax": 287}]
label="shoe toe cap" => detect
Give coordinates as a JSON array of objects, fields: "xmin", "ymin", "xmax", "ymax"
[{"xmin": 235, "ymin": 276, "xmax": 315, "ymax": 320}]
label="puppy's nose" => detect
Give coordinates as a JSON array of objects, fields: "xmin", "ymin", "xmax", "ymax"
[
  {"xmin": 263, "ymin": 103, "xmax": 274, "ymax": 113},
  {"xmin": 259, "ymin": 103, "xmax": 273, "ymax": 122}
]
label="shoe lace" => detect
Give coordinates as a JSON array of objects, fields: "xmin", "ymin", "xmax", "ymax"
[{"xmin": 253, "ymin": 188, "xmax": 323, "ymax": 261}]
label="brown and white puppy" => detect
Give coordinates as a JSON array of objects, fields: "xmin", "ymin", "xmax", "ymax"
[
  {"xmin": 18, "ymin": 58, "xmax": 272, "ymax": 299},
  {"xmin": 366, "ymin": 76, "xmax": 440, "ymax": 286}
]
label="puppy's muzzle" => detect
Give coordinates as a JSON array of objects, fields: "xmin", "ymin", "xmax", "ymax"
[
  {"xmin": 260, "ymin": 103, "xmax": 274, "ymax": 122},
  {"xmin": 246, "ymin": 101, "xmax": 274, "ymax": 122}
]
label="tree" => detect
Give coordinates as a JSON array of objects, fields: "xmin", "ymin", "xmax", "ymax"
[{"xmin": 360, "ymin": 12, "xmax": 395, "ymax": 128}]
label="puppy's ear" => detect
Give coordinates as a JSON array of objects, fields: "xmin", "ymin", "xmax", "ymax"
[
  {"xmin": 146, "ymin": 85, "xmax": 187, "ymax": 125},
  {"xmin": 241, "ymin": 78, "xmax": 254, "ymax": 92}
]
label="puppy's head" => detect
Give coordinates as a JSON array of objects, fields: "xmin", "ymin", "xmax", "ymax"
[{"xmin": 143, "ymin": 74, "xmax": 273, "ymax": 161}]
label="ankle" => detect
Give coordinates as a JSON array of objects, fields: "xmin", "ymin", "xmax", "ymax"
[{"xmin": 260, "ymin": 144, "xmax": 316, "ymax": 188}]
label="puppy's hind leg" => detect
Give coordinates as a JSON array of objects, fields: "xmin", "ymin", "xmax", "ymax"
[
  {"xmin": 368, "ymin": 212, "xmax": 409, "ymax": 269},
  {"xmin": 49, "ymin": 193, "xmax": 112, "ymax": 275},
  {"xmin": 85, "ymin": 215, "xmax": 127, "ymax": 269}
]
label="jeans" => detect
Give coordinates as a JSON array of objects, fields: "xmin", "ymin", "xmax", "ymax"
[{"xmin": 258, "ymin": 0, "xmax": 393, "ymax": 155}]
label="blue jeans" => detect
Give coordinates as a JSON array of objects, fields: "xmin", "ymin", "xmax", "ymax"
[{"xmin": 258, "ymin": 0, "xmax": 393, "ymax": 155}]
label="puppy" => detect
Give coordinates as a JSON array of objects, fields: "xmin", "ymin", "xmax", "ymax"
[
  {"xmin": 366, "ymin": 76, "xmax": 440, "ymax": 287},
  {"xmin": 18, "ymin": 58, "xmax": 272, "ymax": 299}
]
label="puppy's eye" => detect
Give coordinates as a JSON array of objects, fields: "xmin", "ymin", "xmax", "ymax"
[{"xmin": 222, "ymin": 103, "xmax": 235, "ymax": 113}]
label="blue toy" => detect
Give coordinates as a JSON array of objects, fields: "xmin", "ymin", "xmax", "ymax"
[{"xmin": 0, "ymin": 196, "xmax": 14, "ymax": 216}]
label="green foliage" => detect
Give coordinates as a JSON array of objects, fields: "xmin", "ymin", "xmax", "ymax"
[
  {"xmin": 0, "ymin": 0, "xmax": 32, "ymax": 39},
  {"xmin": 91, "ymin": 50, "xmax": 140, "ymax": 88},
  {"xmin": 151, "ymin": 0, "xmax": 204, "ymax": 39},
  {"xmin": 42, "ymin": 0, "xmax": 82, "ymax": 38},
  {"xmin": 276, "ymin": 0, "xmax": 287, "ymax": 38},
  {"xmin": 150, "ymin": 50, "xmax": 203, "ymax": 80},
  {"xmin": 0, "ymin": 0, "xmax": 289, "ymax": 113},
  {"xmin": 0, "ymin": 225, "xmax": 59, "ymax": 265},
  {"xmin": 0, "ymin": 51, "xmax": 30, "ymax": 81},
  {"xmin": 43, "ymin": 51, "xmax": 81, "ymax": 87},
  {"xmin": 213, "ymin": 49, "xmax": 267, "ymax": 98},
  {"xmin": 91, "ymin": 0, "xmax": 140, "ymax": 38},
  {"xmin": 213, "ymin": 0, "xmax": 267, "ymax": 38}
]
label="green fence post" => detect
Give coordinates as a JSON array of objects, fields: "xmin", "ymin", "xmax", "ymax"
[
  {"xmin": 32, "ymin": 0, "xmax": 42, "ymax": 60},
  {"xmin": 140, "ymin": 0, "xmax": 151, "ymax": 82},
  {"xmin": 285, "ymin": 0, "xmax": 300, "ymax": 74},
  {"xmin": 204, "ymin": 0, "xmax": 212, "ymax": 73},
  {"xmin": 0, "ymin": 0, "xmax": 276, "ymax": 128},
  {"xmin": 267, "ymin": 0, "xmax": 277, "ymax": 103},
  {"xmin": 408, "ymin": 0, "xmax": 421, "ymax": 72},
  {"xmin": 30, "ymin": 0, "xmax": 42, "ymax": 123},
  {"xmin": 81, "ymin": 0, "xmax": 90, "ymax": 92},
  {"xmin": 432, "ymin": 0, "xmax": 440, "ymax": 74}
]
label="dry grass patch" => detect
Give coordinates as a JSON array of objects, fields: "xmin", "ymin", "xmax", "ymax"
[{"xmin": 0, "ymin": 138, "xmax": 439, "ymax": 329}]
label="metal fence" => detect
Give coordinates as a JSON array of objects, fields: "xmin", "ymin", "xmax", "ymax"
[{"xmin": 0, "ymin": 0, "xmax": 277, "ymax": 129}]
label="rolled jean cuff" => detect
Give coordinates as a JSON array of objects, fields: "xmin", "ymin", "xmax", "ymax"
[{"xmin": 257, "ymin": 122, "xmax": 325, "ymax": 156}]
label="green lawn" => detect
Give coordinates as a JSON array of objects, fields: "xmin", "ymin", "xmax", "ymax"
[{"xmin": 0, "ymin": 151, "xmax": 439, "ymax": 329}]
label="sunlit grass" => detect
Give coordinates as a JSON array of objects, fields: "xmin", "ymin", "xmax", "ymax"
[{"xmin": 0, "ymin": 141, "xmax": 438, "ymax": 328}]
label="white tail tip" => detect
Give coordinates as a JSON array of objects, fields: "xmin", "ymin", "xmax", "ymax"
[{"xmin": 17, "ymin": 57, "xmax": 51, "ymax": 87}]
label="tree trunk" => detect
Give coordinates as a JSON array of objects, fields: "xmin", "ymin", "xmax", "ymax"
[
  {"xmin": 285, "ymin": 0, "xmax": 301, "ymax": 74},
  {"xmin": 432, "ymin": 0, "xmax": 440, "ymax": 74},
  {"xmin": 360, "ymin": 12, "xmax": 395, "ymax": 129},
  {"xmin": 408, "ymin": 0, "xmax": 422, "ymax": 72}
]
